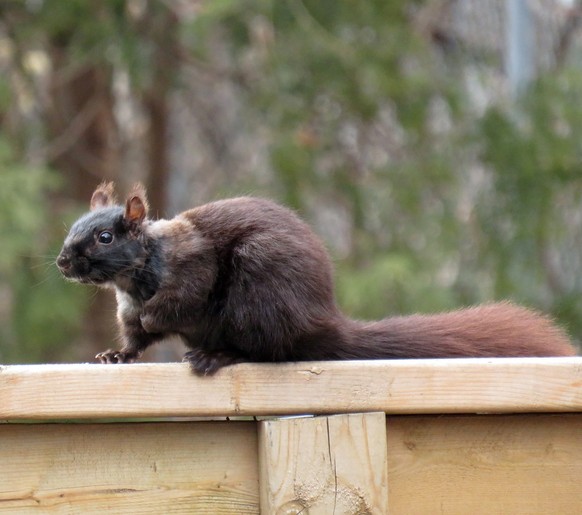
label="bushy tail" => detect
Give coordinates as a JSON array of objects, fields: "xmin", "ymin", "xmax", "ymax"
[{"xmin": 332, "ymin": 303, "xmax": 576, "ymax": 360}]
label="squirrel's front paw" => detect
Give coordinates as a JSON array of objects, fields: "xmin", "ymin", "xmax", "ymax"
[{"xmin": 96, "ymin": 349, "xmax": 139, "ymax": 364}]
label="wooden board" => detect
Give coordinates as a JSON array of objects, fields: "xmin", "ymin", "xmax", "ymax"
[
  {"xmin": 258, "ymin": 412, "xmax": 388, "ymax": 514},
  {"xmin": 386, "ymin": 414, "xmax": 582, "ymax": 515},
  {"xmin": 0, "ymin": 422, "xmax": 259, "ymax": 514},
  {"xmin": 1, "ymin": 358, "xmax": 581, "ymax": 420}
]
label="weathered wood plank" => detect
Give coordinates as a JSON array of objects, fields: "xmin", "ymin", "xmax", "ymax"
[
  {"xmin": 0, "ymin": 422, "xmax": 259, "ymax": 514},
  {"xmin": 258, "ymin": 413, "xmax": 388, "ymax": 514},
  {"xmin": 386, "ymin": 414, "xmax": 582, "ymax": 515},
  {"xmin": 1, "ymin": 358, "xmax": 581, "ymax": 420}
]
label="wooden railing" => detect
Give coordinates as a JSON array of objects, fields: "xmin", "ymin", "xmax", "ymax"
[{"xmin": 1, "ymin": 358, "xmax": 581, "ymax": 514}]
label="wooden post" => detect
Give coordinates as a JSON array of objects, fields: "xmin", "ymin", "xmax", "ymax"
[{"xmin": 258, "ymin": 412, "xmax": 388, "ymax": 514}]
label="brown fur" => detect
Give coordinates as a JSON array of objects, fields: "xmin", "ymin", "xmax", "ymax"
[
  {"xmin": 340, "ymin": 303, "xmax": 575, "ymax": 359},
  {"xmin": 57, "ymin": 184, "xmax": 577, "ymax": 375}
]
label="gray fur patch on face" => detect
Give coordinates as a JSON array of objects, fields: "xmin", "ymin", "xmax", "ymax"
[{"xmin": 66, "ymin": 206, "xmax": 125, "ymax": 245}]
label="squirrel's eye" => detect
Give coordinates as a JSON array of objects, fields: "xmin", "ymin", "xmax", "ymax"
[{"xmin": 98, "ymin": 231, "xmax": 114, "ymax": 244}]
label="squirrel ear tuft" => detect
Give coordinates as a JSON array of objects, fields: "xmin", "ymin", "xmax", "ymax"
[
  {"xmin": 124, "ymin": 183, "xmax": 149, "ymax": 225},
  {"xmin": 90, "ymin": 182, "xmax": 116, "ymax": 210}
]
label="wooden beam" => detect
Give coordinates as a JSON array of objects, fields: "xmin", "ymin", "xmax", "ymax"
[
  {"xmin": 0, "ymin": 422, "xmax": 259, "ymax": 513},
  {"xmin": 258, "ymin": 412, "xmax": 388, "ymax": 514},
  {"xmin": 386, "ymin": 414, "xmax": 582, "ymax": 514},
  {"xmin": 1, "ymin": 358, "xmax": 581, "ymax": 420}
]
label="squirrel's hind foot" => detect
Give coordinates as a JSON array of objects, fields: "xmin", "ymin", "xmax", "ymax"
[{"xmin": 183, "ymin": 348, "xmax": 246, "ymax": 376}]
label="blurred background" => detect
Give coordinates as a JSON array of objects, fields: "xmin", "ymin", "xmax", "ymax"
[{"xmin": 1, "ymin": 0, "xmax": 582, "ymax": 364}]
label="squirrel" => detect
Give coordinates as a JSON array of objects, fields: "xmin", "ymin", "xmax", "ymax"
[{"xmin": 56, "ymin": 182, "xmax": 576, "ymax": 375}]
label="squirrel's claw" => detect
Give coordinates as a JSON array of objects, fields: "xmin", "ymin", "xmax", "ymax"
[{"xmin": 95, "ymin": 349, "xmax": 138, "ymax": 364}]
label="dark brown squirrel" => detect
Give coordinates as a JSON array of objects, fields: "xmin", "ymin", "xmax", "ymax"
[{"xmin": 56, "ymin": 182, "xmax": 576, "ymax": 375}]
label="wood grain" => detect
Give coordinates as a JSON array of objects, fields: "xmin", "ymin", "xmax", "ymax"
[
  {"xmin": 258, "ymin": 413, "xmax": 388, "ymax": 514},
  {"xmin": 386, "ymin": 414, "xmax": 582, "ymax": 515},
  {"xmin": 1, "ymin": 358, "xmax": 581, "ymax": 420},
  {"xmin": 0, "ymin": 422, "xmax": 259, "ymax": 514}
]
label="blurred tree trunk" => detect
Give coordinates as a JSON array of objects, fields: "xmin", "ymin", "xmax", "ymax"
[
  {"xmin": 45, "ymin": 39, "xmax": 120, "ymax": 357},
  {"xmin": 141, "ymin": 7, "xmax": 179, "ymax": 219},
  {"xmin": 143, "ymin": 91, "xmax": 169, "ymax": 218},
  {"xmin": 46, "ymin": 48, "xmax": 119, "ymax": 199}
]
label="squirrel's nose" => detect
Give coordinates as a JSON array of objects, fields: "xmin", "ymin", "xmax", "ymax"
[{"xmin": 57, "ymin": 253, "xmax": 71, "ymax": 271}]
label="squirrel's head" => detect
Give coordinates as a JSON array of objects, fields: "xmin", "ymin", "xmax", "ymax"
[{"xmin": 57, "ymin": 182, "xmax": 150, "ymax": 286}]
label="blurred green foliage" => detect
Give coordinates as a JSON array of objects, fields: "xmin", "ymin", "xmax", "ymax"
[{"xmin": 0, "ymin": 140, "xmax": 87, "ymax": 362}]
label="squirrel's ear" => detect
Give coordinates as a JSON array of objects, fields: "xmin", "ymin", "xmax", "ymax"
[
  {"xmin": 124, "ymin": 183, "xmax": 149, "ymax": 226},
  {"xmin": 90, "ymin": 182, "xmax": 116, "ymax": 210}
]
